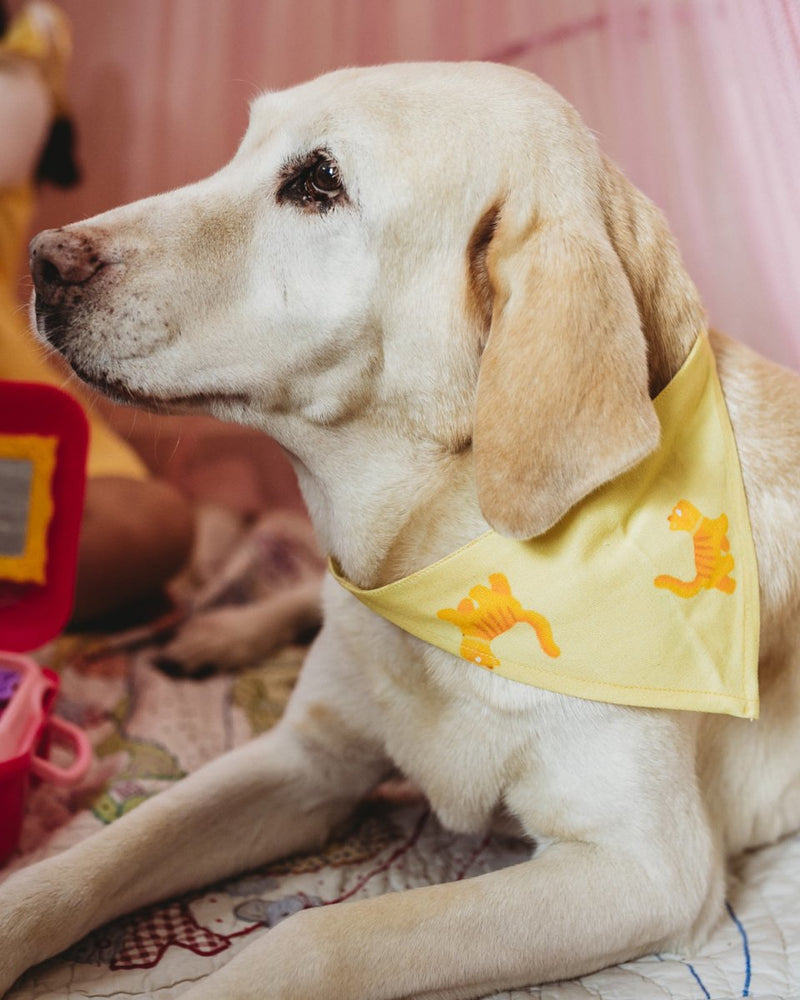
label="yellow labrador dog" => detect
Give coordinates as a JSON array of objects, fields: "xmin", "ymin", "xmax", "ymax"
[{"xmin": 4, "ymin": 62, "xmax": 800, "ymax": 999}]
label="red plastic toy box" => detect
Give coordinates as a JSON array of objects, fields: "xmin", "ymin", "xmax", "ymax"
[{"xmin": 0, "ymin": 382, "xmax": 92, "ymax": 864}]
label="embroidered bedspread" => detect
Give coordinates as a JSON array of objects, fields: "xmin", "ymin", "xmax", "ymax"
[{"xmin": 3, "ymin": 636, "xmax": 799, "ymax": 1000}]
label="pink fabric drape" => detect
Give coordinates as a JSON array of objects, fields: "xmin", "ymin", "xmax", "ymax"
[
  {"xmin": 506, "ymin": 0, "xmax": 800, "ymax": 369},
  {"xmin": 24, "ymin": 0, "xmax": 798, "ymax": 372}
]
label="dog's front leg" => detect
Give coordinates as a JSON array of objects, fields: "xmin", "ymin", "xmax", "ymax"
[
  {"xmin": 177, "ymin": 706, "xmax": 725, "ymax": 1000},
  {"xmin": 177, "ymin": 833, "xmax": 720, "ymax": 1000},
  {"xmin": 0, "ymin": 647, "xmax": 388, "ymax": 996}
]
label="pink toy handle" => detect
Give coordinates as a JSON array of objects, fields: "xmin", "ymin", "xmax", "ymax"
[{"xmin": 30, "ymin": 716, "xmax": 92, "ymax": 787}]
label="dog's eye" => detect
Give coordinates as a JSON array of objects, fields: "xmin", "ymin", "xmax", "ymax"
[
  {"xmin": 308, "ymin": 159, "xmax": 342, "ymax": 197},
  {"xmin": 278, "ymin": 151, "xmax": 346, "ymax": 211}
]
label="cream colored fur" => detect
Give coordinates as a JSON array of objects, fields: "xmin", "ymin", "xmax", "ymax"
[{"xmin": 3, "ymin": 62, "xmax": 800, "ymax": 999}]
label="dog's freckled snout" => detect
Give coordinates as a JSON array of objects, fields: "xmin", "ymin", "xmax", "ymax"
[{"xmin": 30, "ymin": 228, "xmax": 105, "ymax": 307}]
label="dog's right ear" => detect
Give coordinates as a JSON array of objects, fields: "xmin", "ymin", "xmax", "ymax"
[{"xmin": 472, "ymin": 197, "xmax": 661, "ymax": 540}]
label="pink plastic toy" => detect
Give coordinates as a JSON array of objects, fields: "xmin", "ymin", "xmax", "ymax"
[
  {"xmin": 0, "ymin": 654, "xmax": 92, "ymax": 864},
  {"xmin": 0, "ymin": 382, "xmax": 91, "ymax": 865}
]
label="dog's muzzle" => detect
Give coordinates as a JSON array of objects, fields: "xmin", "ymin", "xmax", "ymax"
[{"xmin": 30, "ymin": 228, "xmax": 106, "ymax": 350}]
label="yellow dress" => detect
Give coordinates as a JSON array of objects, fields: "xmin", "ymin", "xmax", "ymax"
[
  {"xmin": 0, "ymin": 182, "xmax": 147, "ymax": 480},
  {"xmin": 0, "ymin": 3, "xmax": 146, "ymax": 481}
]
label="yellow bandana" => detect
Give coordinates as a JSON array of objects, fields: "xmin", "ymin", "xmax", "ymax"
[{"xmin": 332, "ymin": 333, "xmax": 760, "ymax": 718}]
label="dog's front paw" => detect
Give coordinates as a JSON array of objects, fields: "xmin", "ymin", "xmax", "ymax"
[
  {"xmin": 177, "ymin": 907, "xmax": 333, "ymax": 1000},
  {"xmin": 0, "ymin": 955, "xmax": 21, "ymax": 999},
  {"xmin": 0, "ymin": 861, "xmax": 88, "ymax": 995},
  {"xmin": 0, "ymin": 894, "xmax": 43, "ymax": 995}
]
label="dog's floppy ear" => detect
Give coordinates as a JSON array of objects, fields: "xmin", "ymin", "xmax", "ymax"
[{"xmin": 473, "ymin": 190, "xmax": 661, "ymax": 540}]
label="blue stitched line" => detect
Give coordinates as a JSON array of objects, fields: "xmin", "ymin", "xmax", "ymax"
[
  {"xmin": 726, "ymin": 900, "xmax": 752, "ymax": 996},
  {"xmin": 656, "ymin": 952, "xmax": 711, "ymax": 999},
  {"xmin": 685, "ymin": 961, "xmax": 712, "ymax": 999}
]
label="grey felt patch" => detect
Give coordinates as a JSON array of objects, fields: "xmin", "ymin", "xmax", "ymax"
[{"xmin": 0, "ymin": 458, "xmax": 34, "ymax": 556}]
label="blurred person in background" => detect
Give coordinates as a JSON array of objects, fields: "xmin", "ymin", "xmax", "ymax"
[{"xmin": 0, "ymin": 1, "xmax": 193, "ymax": 625}]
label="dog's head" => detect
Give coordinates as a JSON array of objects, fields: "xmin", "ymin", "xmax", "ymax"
[{"xmin": 31, "ymin": 62, "xmax": 704, "ymax": 539}]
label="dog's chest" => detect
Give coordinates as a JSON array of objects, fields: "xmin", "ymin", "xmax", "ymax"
[{"xmin": 358, "ymin": 615, "xmax": 545, "ymax": 834}]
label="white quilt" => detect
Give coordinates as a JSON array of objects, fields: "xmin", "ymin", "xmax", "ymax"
[{"xmin": 4, "ymin": 644, "xmax": 799, "ymax": 1000}]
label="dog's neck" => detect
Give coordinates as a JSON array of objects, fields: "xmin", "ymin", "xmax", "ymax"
[
  {"xmin": 278, "ymin": 241, "xmax": 702, "ymax": 592},
  {"xmin": 286, "ymin": 331, "xmax": 705, "ymax": 592},
  {"xmin": 288, "ymin": 430, "xmax": 488, "ymax": 591}
]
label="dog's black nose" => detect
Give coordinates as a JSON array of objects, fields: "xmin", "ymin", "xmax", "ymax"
[{"xmin": 30, "ymin": 228, "xmax": 104, "ymax": 307}]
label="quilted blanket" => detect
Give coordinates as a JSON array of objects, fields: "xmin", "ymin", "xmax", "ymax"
[{"xmin": 3, "ymin": 630, "xmax": 800, "ymax": 1000}]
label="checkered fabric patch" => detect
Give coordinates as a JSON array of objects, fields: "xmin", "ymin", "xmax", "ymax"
[{"xmin": 112, "ymin": 901, "xmax": 232, "ymax": 970}]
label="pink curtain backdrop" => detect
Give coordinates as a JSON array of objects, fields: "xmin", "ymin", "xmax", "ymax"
[
  {"xmin": 11, "ymin": 0, "xmax": 798, "ymax": 504},
  {"xmin": 26, "ymin": 0, "xmax": 799, "ymax": 368}
]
